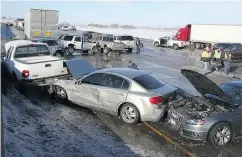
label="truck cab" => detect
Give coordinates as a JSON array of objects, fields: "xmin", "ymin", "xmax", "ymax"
[{"xmin": 153, "ymin": 36, "xmax": 186, "ymax": 50}]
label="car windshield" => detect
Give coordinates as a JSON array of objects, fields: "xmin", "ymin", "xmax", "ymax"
[
  {"xmin": 133, "ymin": 74, "xmax": 164, "ymax": 90},
  {"xmin": 14, "ymin": 45, "xmax": 50, "ymax": 58},
  {"xmin": 121, "ymin": 36, "xmax": 134, "ymax": 41},
  {"xmin": 220, "ymin": 84, "xmax": 242, "ymax": 107}
]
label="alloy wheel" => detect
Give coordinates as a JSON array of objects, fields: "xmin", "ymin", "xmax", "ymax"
[
  {"xmin": 121, "ymin": 106, "xmax": 137, "ymax": 124},
  {"xmin": 213, "ymin": 125, "xmax": 232, "ymax": 146}
]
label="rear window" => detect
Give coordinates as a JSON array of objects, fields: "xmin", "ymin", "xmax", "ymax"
[
  {"xmin": 42, "ymin": 40, "xmax": 58, "ymax": 46},
  {"xmin": 121, "ymin": 36, "xmax": 134, "ymax": 41},
  {"xmin": 14, "ymin": 45, "xmax": 50, "ymax": 58},
  {"xmin": 133, "ymin": 74, "xmax": 164, "ymax": 90},
  {"xmin": 64, "ymin": 36, "xmax": 73, "ymax": 41}
]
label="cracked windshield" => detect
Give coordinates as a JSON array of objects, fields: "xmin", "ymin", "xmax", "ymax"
[{"xmin": 1, "ymin": 1, "xmax": 242, "ymax": 157}]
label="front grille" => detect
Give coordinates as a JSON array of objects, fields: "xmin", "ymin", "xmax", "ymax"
[{"xmin": 170, "ymin": 109, "xmax": 184, "ymax": 122}]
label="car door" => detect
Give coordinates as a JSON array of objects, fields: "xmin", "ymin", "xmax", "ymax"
[
  {"xmin": 96, "ymin": 74, "xmax": 130, "ymax": 113},
  {"xmin": 82, "ymin": 38, "xmax": 93, "ymax": 50},
  {"xmin": 73, "ymin": 36, "xmax": 83, "ymax": 50},
  {"xmin": 71, "ymin": 73, "xmax": 105, "ymax": 109}
]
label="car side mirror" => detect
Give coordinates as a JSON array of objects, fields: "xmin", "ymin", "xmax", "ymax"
[{"xmin": 75, "ymin": 80, "xmax": 82, "ymax": 85}]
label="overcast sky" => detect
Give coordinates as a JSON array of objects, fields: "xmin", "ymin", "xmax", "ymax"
[{"xmin": 1, "ymin": 1, "xmax": 242, "ymax": 28}]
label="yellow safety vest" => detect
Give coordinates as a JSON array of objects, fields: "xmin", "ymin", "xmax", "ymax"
[
  {"xmin": 202, "ymin": 51, "xmax": 211, "ymax": 58},
  {"xmin": 214, "ymin": 50, "xmax": 221, "ymax": 59}
]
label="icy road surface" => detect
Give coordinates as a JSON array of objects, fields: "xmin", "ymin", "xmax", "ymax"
[{"xmin": 2, "ymin": 25, "xmax": 242, "ymax": 157}]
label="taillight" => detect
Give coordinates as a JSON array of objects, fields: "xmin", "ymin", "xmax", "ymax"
[
  {"xmin": 149, "ymin": 96, "xmax": 163, "ymax": 105},
  {"xmin": 22, "ymin": 70, "xmax": 30, "ymax": 77}
]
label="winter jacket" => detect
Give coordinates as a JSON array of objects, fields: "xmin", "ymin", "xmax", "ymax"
[{"xmin": 201, "ymin": 51, "xmax": 212, "ymax": 62}]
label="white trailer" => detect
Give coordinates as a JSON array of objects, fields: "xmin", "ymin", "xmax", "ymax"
[
  {"xmin": 24, "ymin": 9, "xmax": 59, "ymax": 39},
  {"xmin": 190, "ymin": 24, "xmax": 242, "ymax": 49}
]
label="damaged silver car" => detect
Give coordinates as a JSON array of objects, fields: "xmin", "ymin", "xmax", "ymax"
[
  {"xmin": 167, "ymin": 69, "xmax": 242, "ymax": 148},
  {"xmin": 50, "ymin": 58, "xmax": 177, "ymax": 124}
]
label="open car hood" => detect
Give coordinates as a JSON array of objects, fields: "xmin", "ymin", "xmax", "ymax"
[
  {"xmin": 181, "ymin": 69, "xmax": 232, "ymax": 102},
  {"xmin": 64, "ymin": 59, "xmax": 96, "ymax": 80}
]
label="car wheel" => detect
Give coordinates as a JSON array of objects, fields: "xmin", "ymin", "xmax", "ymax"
[
  {"xmin": 120, "ymin": 103, "xmax": 140, "ymax": 124},
  {"xmin": 54, "ymin": 85, "xmax": 68, "ymax": 103},
  {"xmin": 127, "ymin": 48, "xmax": 133, "ymax": 53},
  {"xmin": 12, "ymin": 74, "xmax": 26, "ymax": 94},
  {"xmin": 173, "ymin": 44, "xmax": 179, "ymax": 50},
  {"xmin": 208, "ymin": 122, "xmax": 232, "ymax": 148},
  {"xmin": 68, "ymin": 45, "xmax": 75, "ymax": 54},
  {"xmin": 154, "ymin": 42, "xmax": 159, "ymax": 47}
]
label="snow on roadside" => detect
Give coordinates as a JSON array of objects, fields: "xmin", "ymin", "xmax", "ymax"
[
  {"xmin": 2, "ymin": 86, "xmax": 166, "ymax": 157},
  {"xmin": 76, "ymin": 26, "xmax": 176, "ymax": 40}
]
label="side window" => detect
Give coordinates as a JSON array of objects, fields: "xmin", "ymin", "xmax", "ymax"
[
  {"xmin": 64, "ymin": 36, "xmax": 73, "ymax": 41},
  {"xmin": 117, "ymin": 36, "xmax": 121, "ymax": 40},
  {"xmin": 105, "ymin": 74, "xmax": 129, "ymax": 89},
  {"xmin": 82, "ymin": 73, "xmax": 107, "ymax": 86},
  {"xmin": 122, "ymin": 80, "xmax": 130, "ymax": 90},
  {"xmin": 75, "ymin": 37, "xmax": 81, "ymax": 42},
  {"xmin": 6, "ymin": 46, "xmax": 13, "ymax": 59}
]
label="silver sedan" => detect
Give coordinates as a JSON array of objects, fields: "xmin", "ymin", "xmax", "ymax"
[{"xmin": 51, "ymin": 59, "xmax": 177, "ymax": 124}]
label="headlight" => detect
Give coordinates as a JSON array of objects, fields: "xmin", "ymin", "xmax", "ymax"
[{"xmin": 185, "ymin": 119, "xmax": 206, "ymax": 125}]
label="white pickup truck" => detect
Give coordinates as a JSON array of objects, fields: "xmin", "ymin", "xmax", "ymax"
[
  {"xmin": 153, "ymin": 36, "xmax": 186, "ymax": 50},
  {"xmin": 2, "ymin": 40, "xmax": 69, "ymax": 91}
]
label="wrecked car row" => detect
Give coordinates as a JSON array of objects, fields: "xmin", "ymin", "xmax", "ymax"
[
  {"xmin": 47, "ymin": 59, "xmax": 242, "ymax": 148},
  {"xmin": 2, "ymin": 39, "xmax": 242, "ymax": 148}
]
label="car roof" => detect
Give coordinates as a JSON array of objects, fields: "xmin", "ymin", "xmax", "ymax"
[
  {"xmin": 223, "ymin": 81, "xmax": 242, "ymax": 87},
  {"xmin": 96, "ymin": 68, "xmax": 146, "ymax": 79},
  {"xmin": 31, "ymin": 38, "xmax": 58, "ymax": 41},
  {"xmin": 5, "ymin": 40, "xmax": 47, "ymax": 47}
]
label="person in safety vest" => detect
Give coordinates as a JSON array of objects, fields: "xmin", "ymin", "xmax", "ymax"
[
  {"xmin": 128, "ymin": 60, "xmax": 139, "ymax": 70},
  {"xmin": 201, "ymin": 47, "xmax": 212, "ymax": 75},
  {"xmin": 213, "ymin": 47, "xmax": 222, "ymax": 71},
  {"xmin": 223, "ymin": 50, "xmax": 232, "ymax": 75}
]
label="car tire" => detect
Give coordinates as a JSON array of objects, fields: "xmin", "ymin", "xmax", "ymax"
[
  {"xmin": 208, "ymin": 122, "xmax": 232, "ymax": 148},
  {"xmin": 173, "ymin": 44, "xmax": 179, "ymax": 50},
  {"xmin": 120, "ymin": 103, "xmax": 140, "ymax": 124},
  {"xmin": 12, "ymin": 74, "xmax": 26, "ymax": 94},
  {"xmin": 68, "ymin": 45, "xmax": 75, "ymax": 54},
  {"xmin": 54, "ymin": 85, "xmax": 68, "ymax": 103},
  {"xmin": 154, "ymin": 42, "xmax": 159, "ymax": 47},
  {"xmin": 127, "ymin": 48, "xmax": 133, "ymax": 53}
]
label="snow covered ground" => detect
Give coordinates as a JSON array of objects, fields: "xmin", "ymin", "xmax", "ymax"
[
  {"xmin": 2, "ymin": 86, "xmax": 169, "ymax": 157},
  {"xmin": 76, "ymin": 26, "xmax": 177, "ymax": 40}
]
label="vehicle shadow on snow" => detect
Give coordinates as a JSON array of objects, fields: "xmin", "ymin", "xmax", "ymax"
[{"xmin": 9, "ymin": 85, "xmax": 142, "ymax": 157}]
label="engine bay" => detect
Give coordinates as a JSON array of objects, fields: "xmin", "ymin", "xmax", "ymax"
[{"xmin": 169, "ymin": 94, "xmax": 230, "ymax": 119}]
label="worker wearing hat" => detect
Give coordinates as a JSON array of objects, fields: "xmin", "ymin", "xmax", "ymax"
[{"xmin": 201, "ymin": 47, "xmax": 212, "ymax": 75}]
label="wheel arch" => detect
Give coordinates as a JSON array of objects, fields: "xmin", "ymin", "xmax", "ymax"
[{"xmin": 207, "ymin": 121, "xmax": 234, "ymax": 141}]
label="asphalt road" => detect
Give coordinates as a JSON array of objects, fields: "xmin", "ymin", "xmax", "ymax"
[{"xmin": 2, "ymin": 25, "xmax": 242, "ymax": 157}]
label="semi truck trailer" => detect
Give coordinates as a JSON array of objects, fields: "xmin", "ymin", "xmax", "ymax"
[
  {"xmin": 24, "ymin": 9, "xmax": 59, "ymax": 39},
  {"xmin": 175, "ymin": 24, "xmax": 242, "ymax": 49}
]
